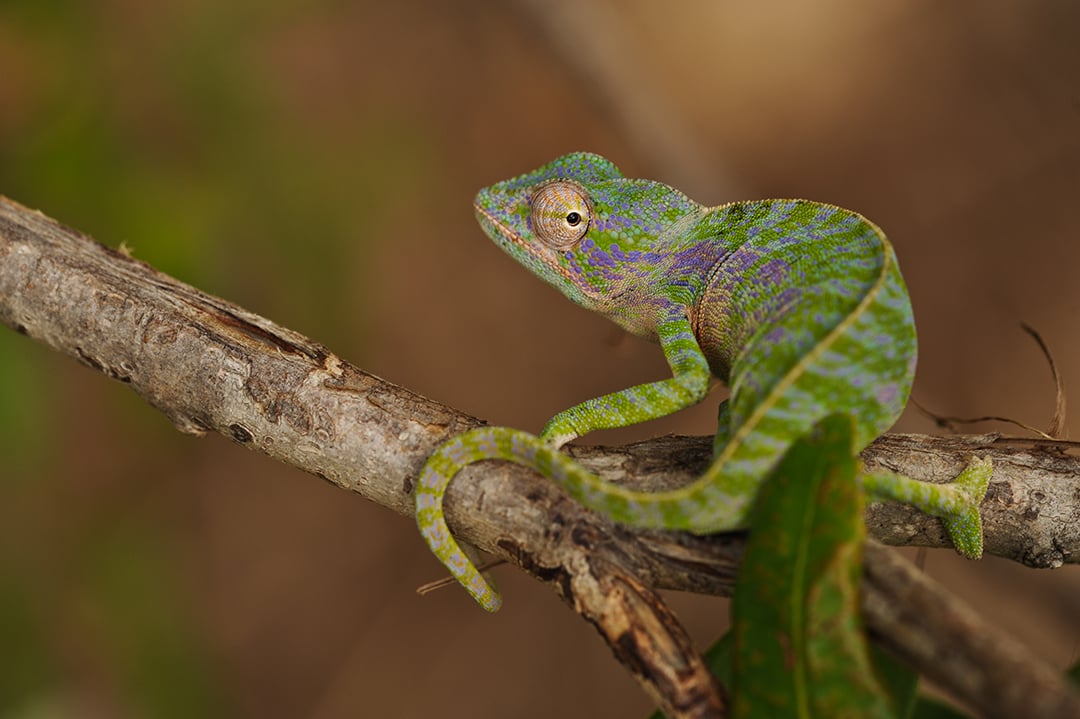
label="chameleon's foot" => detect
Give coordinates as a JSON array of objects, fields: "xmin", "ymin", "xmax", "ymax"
[
  {"xmin": 860, "ymin": 456, "xmax": 992, "ymax": 559},
  {"xmin": 539, "ymin": 415, "xmax": 580, "ymax": 450},
  {"xmin": 539, "ymin": 429, "xmax": 575, "ymax": 450},
  {"xmin": 943, "ymin": 456, "xmax": 992, "ymax": 559}
]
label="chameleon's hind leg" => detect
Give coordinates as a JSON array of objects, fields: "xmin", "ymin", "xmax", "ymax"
[{"xmin": 859, "ymin": 457, "xmax": 992, "ymax": 558}]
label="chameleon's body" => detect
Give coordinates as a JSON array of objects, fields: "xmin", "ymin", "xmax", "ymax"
[{"xmin": 415, "ymin": 153, "xmax": 989, "ymax": 612}]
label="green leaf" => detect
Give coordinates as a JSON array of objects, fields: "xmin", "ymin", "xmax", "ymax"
[
  {"xmin": 703, "ymin": 629, "xmax": 736, "ymax": 690},
  {"xmin": 731, "ymin": 413, "xmax": 895, "ymax": 718},
  {"xmin": 870, "ymin": 644, "xmax": 920, "ymax": 719}
]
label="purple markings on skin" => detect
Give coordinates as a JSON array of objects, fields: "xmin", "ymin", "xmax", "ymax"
[
  {"xmin": 716, "ymin": 243, "xmax": 763, "ymax": 276},
  {"xmin": 813, "ymin": 204, "xmax": 838, "ymax": 225},
  {"xmin": 416, "ymin": 491, "xmax": 438, "ymax": 510},
  {"xmin": 588, "ymin": 246, "xmax": 617, "ymax": 269},
  {"xmin": 564, "ymin": 252, "xmax": 589, "ymax": 279},
  {"xmin": 770, "ymin": 200, "xmax": 799, "ymax": 221},
  {"xmin": 510, "ymin": 432, "xmax": 539, "ymax": 461},
  {"xmin": 765, "ymin": 326, "xmax": 787, "ymax": 344},
  {"xmin": 476, "ymin": 434, "xmax": 499, "ymax": 456},
  {"xmin": 421, "ymin": 522, "xmax": 448, "ymax": 545},
  {"xmin": 669, "ymin": 242, "xmax": 722, "ymax": 271},
  {"xmin": 446, "ymin": 439, "xmax": 470, "ymax": 465},
  {"xmin": 757, "ymin": 257, "xmax": 790, "ymax": 284},
  {"xmin": 875, "ymin": 383, "xmax": 900, "ymax": 407},
  {"xmin": 668, "ymin": 279, "xmax": 694, "ymax": 292}
]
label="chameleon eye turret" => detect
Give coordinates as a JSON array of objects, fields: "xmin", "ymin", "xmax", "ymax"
[{"xmin": 529, "ymin": 180, "xmax": 591, "ymax": 248}]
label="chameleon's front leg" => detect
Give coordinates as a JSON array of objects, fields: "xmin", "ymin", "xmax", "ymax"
[
  {"xmin": 415, "ymin": 312, "xmax": 712, "ymax": 610},
  {"xmin": 541, "ymin": 312, "xmax": 713, "ymax": 448}
]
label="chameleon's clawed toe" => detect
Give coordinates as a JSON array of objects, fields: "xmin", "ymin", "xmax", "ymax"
[{"xmin": 944, "ymin": 456, "xmax": 992, "ymax": 559}]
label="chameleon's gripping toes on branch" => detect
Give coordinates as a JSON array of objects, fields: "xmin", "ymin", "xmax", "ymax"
[{"xmin": 415, "ymin": 153, "xmax": 991, "ymax": 612}]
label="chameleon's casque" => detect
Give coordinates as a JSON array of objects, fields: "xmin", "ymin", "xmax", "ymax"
[{"xmin": 419, "ymin": 152, "xmax": 990, "ymax": 612}]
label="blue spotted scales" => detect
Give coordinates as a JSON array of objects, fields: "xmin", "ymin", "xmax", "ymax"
[{"xmin": 415, "ymin": 152, "xmax": 991, "ymax": 612}]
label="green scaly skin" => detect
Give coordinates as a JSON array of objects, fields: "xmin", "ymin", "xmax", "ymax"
[{"xmin": 415, "ymin": 153, "xmax": 991, "ymax": 612}]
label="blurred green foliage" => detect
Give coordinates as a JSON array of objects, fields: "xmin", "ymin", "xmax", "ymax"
[
  {"xmin": 730, "ymin": 415, "xmax": 898, "ymax": 717},
  {"xmin": 0, "ymin": 1, "xmax": 435, "ymax": 714},
  {"xmin": 0, "ymin": 0, "xmax": 434, "ymax": 335}
]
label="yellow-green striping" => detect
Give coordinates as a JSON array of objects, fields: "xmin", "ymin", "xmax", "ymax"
[{"xmin": 416, "ymin": 153, "xmax": 990, "ymax": 610}]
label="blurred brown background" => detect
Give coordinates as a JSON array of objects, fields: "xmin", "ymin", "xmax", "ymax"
[{"xmin": 1, "ymin": 1, "xmax": 1077, "ymax": 717}]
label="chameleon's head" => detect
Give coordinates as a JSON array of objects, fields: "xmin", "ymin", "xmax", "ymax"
[{"xmin": 473, "ymin": 152, "xmax": 700, "ymax": 311}]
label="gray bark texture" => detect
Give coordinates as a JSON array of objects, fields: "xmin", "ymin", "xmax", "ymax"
[{"xmin": 2, "ymin": 195, "xmax": 1078, "ymax": 718}]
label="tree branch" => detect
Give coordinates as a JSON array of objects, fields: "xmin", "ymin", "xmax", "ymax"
[{"xmin": 2, "ymin": 196, "xmax": 1077, "ymax": 718}]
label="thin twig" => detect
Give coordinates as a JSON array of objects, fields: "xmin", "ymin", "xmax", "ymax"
[{"xmin": 911, "ymin": 323, "xmax": 1068, "ymax": 440}]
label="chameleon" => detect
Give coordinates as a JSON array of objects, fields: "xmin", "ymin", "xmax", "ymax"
[{"xmin": 415, "ymin": 152, "xmax": 991, "ymax": 612}]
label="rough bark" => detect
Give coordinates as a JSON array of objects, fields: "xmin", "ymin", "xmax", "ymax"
[{"xmin": 2, "ymin": 195, "xmax": 1077, "ymax": 718}]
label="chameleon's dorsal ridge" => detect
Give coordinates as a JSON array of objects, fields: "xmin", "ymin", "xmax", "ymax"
[{"xmin": 421, "ymin": 152, "xmax": 989, "ymax": 610}]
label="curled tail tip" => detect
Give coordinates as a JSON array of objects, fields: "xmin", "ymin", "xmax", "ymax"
[
  {"xmin": 419, "ymin": 530, "xmax": 504, "ymax": 611},
  {"xmin": 415, "ymin": 430, "xmax": 515, "ymax": 612},
  {"xmin": 462, "ymin": 562, "xmax": 503, "ymax": 612},
  {"xmin": 440, "ymin": 570, "xmax": 501, "ymax": 612},
  {"xmin": 416, "ymin": 497, "xmax": 503, "ymax": 611},
  {"xmin": 479, "ymin": 592, "xmax": 503, "ymax": 613}
]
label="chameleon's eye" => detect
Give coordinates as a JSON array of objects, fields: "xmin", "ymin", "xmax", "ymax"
[{"xmin": 530, "ymin": 181, "xmax": 591, "ymax": 249}]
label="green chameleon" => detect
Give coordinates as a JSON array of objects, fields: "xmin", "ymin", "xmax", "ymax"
[{"xmin": 415, "ymin": 152, "xmax": 991, "ymax": 612}]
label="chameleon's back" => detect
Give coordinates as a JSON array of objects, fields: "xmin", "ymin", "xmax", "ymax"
[
  {"xmin": 414, "ymin": 156, "xmax": 983, "ymax": 608},
  {"xmin": 696, "ymin": 199, "xmax": 917, "ymax": 454},
  {"xmin": 472, "ymin": 153, "xmax": 917, "ymax": 456},
  {"xmin": 417, "ymin": 155, "xmax": 982, "ymax": 610}
]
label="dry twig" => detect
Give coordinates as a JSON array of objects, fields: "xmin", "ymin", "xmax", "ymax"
[{"xmin": 2, "ymin": 197, "xmax": 1078, "ymax": 718}]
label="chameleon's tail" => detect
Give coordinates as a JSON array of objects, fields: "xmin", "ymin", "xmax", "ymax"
[
  {"xmin": 416, "ymin": 424, "xmax": 677, "ymax": 610},
  {"xmin": 415, "ymin": 431, "xmax": 509, "ymax": 612}
]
